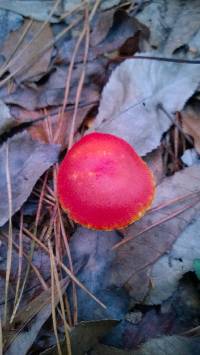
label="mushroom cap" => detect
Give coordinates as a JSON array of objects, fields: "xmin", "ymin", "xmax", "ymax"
[{"xmin": 57, "ymin": 132, "xmax": 155, "ymax": 230}]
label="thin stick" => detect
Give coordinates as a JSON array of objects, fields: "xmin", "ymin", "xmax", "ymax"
[{"xmin": 127, "ymin": 55, "xmax": 200, "ymax": 64}]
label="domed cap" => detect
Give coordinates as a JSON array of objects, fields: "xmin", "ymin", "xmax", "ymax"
[{"xmin": 57, "ymin": 133, "xmax": 155, "ymax": 230}]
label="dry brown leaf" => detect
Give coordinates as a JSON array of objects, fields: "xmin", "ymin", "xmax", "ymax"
[
  {"xmin": 2, "ymin": 19, "xmax": 53, "ymax": 83},
  {"xmin": 28, "ymin": 105, "xmax": 94, "ymax": 146}
]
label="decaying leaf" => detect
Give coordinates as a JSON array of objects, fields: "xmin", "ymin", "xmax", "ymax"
[
  {"xmin": 146, "ymin": 214, "xmax": 200, "ymax": 304},
  {"xmin": 67, "ymin": 167, "xmax": 200, "ymax": 310},
  {"xmin": 136, "ymin": 0, "xmax": 200, "ymax": 56},
  {"xmin": 2, "ymin": 19, "xmax": 53, "ymax": 83},
  {"xmin": 0, "ymin": 131, "xmax": 60, "ymax": 227},
  {"xmin": 111, "ymin": 165, "xmax": 200, "ymax": 302},
  {"xmin": 92, "ymin": 55, "xmax": 200, "ymax": 155}
]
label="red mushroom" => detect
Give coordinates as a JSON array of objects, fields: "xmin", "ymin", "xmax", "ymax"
[{"xmin": 57, "ymin": 132, "xmax": 155, "ymax": 230}]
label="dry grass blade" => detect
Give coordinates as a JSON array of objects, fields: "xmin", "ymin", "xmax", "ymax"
[
  {"xmin": 58, "ymin": 206, "xmax": 77, "ymax": 324},
  {"xmin": 49, "ymin": 240, "xmax": 62, "ymax": 355},
  {"xmin": 48, "ymin": 240, "xmax": 72, "ymax": 355},
  {"xmin": 35, "ymin": 172, "xmax": 49, "ymax": 228},
  {"xmin": 148, "ymin": 190, "xmax": 200, "ymax": 214},
  {"xmin": 0, "ymin": 231, "xmax": 48, "ymax": 292},
  {"xmin": 3, "ymin": 277, "xmax": 70, "ymax": 352},
  {"xmin": 68, "ymin": 5, "xmax": 90, "ymax": 150},
  {"xmin": 4, "ymin": 142, "xmax": 13, "ymax": 324},
  {"xmin": 55, "ymin": 0, "xmax": 95, "ymax": 146},
  {"xmin": 10, "ymin": 171, "xmax": 50, "ymax": 323},
  {"xmin": 10, "ymin": 213, "xmax": 24, "ymax": 323},
  {"xmin": 113, "ymin": 199, "xmax": 200, "ymax": 250},
  {"xmin": 55, "ymin": 19, "xmax": 87, "ymax": 145},
  {"xmin": 23, "ymin": 227, "xmax": 106, "ymax": 309}
]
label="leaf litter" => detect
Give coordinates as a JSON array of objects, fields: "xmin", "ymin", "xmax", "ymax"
[
  {"xmin": 0, "ymin": 0, "xmax": 200, "ymax": 354},
  {"xmin": 92, "ymin": 55, "xmax": 200, "ymax": 155},
  {"xmin": 0, "ymin": 131, "xmax": 60, "ymax": 227}
]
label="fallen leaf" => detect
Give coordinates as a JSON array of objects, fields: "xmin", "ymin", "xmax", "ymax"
[
  {"xmin": 70, "ymin": 320, "xmax": 118, "ymax": 355},
  {"xmin": 4, "ymin": 62, "xmax": 101, "ymax": 110},
  {"xmin": 91, "ymin": 335, "xmax": 200, "ymax": 355},
  {"xmin": 0, "ymin": 227, "xmax": 51, "ymax": 312},
  {"xmin": 57, "ymin": 10, "xmax": 146, "ymax": 64},
  {"xmin": 0, "ymin": 131, "xmax": 60, "ymax": 227},
  {"xmin": 2, "ymin": 19, "xmax": 53, "ymax": 83},
  {"xmin": 146, "ymin": 214, "xmax": 200, "ymax": 304},
  {"xmin": 136, "ymin": 0, "xmax": 200, "ymax": 56},
  {"xmin": 40, "ymin": 320, "xmax": 118, "ymax": 355},
  {"xmin": 111, "ymin": 165, "xmax": 200, "ymax": 302},
  {"xmin": 135, "ymin": 335, "xmax": 200, "ymax": 355},
  {"xmin": 29, "ymin": 105, "xmax": 94, "ymax": 146},
  {"xmin": 91, "ymin": 10, "xmax": 148, "ymax": 57},
  {"xmin": 181, "ymin": 101, "xmax": 200, "ymax": 154},
  {"xmin": 0, "ymin": 8, "xmax": 23, "ymax": 48},
  {"xmin": 92, "ymin": 55, "xmax": 200, "ymax": 155},
  {"xmin": 0, "ymin": 1, "xmax": 61, "ymax": 22},
  {"xmin": 68, "ymin": 227, "xmax": 129, "ymax": 321},
  {"xmin": 91, "ymin": 9, "xmax": 115, "ymax": 47},
  {"xmin": 100, "ymin": 0, "xmax": 121, "ymax": 11},
  {"xmin": 4, "ymin": 278, "xmax": 69, "ymax": 355}
]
